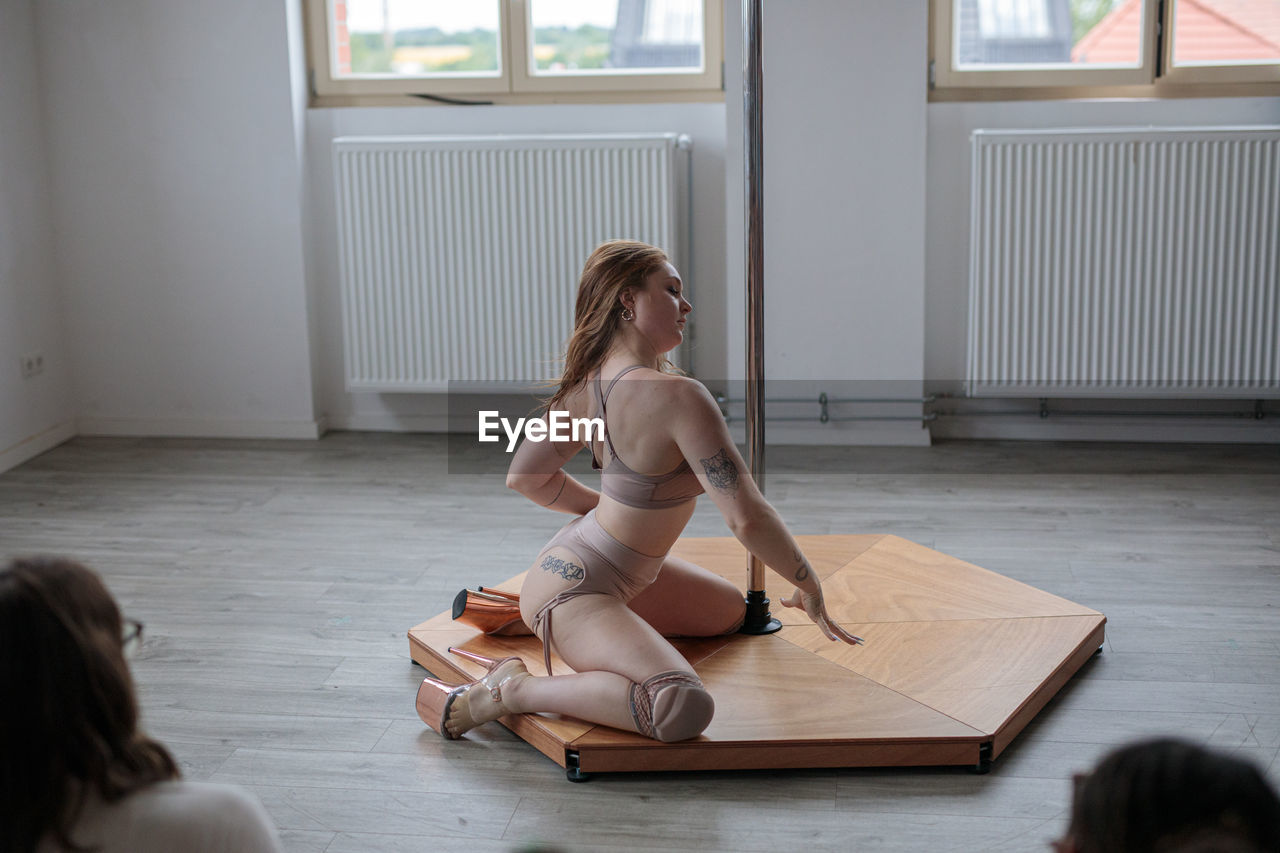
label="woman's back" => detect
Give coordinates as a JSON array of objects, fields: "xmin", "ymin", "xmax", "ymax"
[
  {"xmin": 570, "ymin": 364, "xmax": 701, "ymax": 553},
  {"xmin": 1, "ymin": 557, "xmax": 285, "ymax": 853},
  {"xmin": 37, "ymin": 781, "xmax": 281, "ymax": 853}
]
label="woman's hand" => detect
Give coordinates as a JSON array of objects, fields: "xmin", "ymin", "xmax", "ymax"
[{"xmin": 780, "ymin": 587, "xmax": 865, "ymax": 645}]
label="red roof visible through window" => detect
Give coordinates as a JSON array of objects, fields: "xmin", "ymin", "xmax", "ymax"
[
  {"xmin": 1073, "ymin": 0, "xmax": 1280, "ymax": 63},
  {"xmin": 1072, "ymin": 0, "xmax": 1144, "ymax": 63}
]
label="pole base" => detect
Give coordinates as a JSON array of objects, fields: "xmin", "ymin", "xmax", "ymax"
[{"xmin": 739, "ymin": 589, "xmax": 783, "ymax": 635}]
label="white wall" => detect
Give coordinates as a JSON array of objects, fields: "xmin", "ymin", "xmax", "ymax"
[
  {"xmin": 309, "ymin": 1, "xmax": 933, "ymax": 444},
  {"xmin": 724, "ymin": 0, "xmax": 931, "ymax": 445},
  {"xmin": 9, "ymin": 0, "xmax": 1274, "ymax": 456},
  {"xmin": 0, "ymin": 0, "xmax": 76, "ymax": 472},
  {"xmin": 34, "ymin": 0, "xmax": 320, "ymax": 439}
]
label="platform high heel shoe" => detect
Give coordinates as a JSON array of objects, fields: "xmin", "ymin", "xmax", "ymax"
[
  {"xmin": 416, "ymin": 647, "xmax": 530, "ymax": 739},
  {"xmin": 451, "ymin": 587, "xmax": 532, "ymax": 636}
]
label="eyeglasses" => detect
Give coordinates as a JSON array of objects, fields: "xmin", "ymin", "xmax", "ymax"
[{"xmin": 122, "ymin": 619, "xmax": 145, "ymax": 658}]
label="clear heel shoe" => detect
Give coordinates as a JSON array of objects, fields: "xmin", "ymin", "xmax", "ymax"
[
  {"xmin": 415, "ymin": 647, "xmax": 530, "ymax": 739},
  {"xmin": 451, "ymin": 587, "xmax": 532, "ymax": 636}
]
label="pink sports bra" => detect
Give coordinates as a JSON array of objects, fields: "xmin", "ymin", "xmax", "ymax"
[{"xmin": 590, "ymin": 366, "xmax": 704, "ymax": 509}]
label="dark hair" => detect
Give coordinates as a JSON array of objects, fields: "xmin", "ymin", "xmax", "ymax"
[
  {"xmin": 1063, "ymin": 738, "xmax": 1280, "ymax": 853},
  {"xmin": 0, "ymin": 557, "xmax": 179, "ymax": 853},
  {"xmin": 546, "ymin": 240, "xmax": 679, "ymax": 411}
]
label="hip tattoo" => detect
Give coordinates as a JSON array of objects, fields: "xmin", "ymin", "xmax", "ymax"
[{"xmin": 540, "ymin": 554, "xmax": 585, "ymax": 581}]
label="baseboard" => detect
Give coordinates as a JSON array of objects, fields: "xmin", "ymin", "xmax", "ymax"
[
  {"xmin": 0, "ymin": 420, "xmax": 78, "ymax": 474},
  {"xmin": 728, "ymin": 421, "xmax": 933, "ymax": 447},
  {"xmin": 326, "ymin": 413, "xmax": 451, "ymax": 433},
  {"xmin": 76, "ymin": 416, "xmax": 325, "ymax": 440},
  {"xmin": 930, "ymin": 416, "xmax": 1280, "ymax": 443}
]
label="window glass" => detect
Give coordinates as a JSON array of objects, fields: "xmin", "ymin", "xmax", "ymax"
[
  {"xmin": 332, "ymin": 0, "xmax": 501, "ymax": 78},
  {"xmin": 1170, "ymin": 0, "xmax": 1280, "ymax": 66},
  {"xmin": 954, "ymin": 0, "xmax": 1143, "ymax": 68},
  {"xmin": 528, "ymin": 0, "xmax": 704, "ymax": 75}
]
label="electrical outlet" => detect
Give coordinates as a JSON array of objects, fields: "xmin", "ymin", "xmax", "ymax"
[{"xmin": 19, "ymin": 352, "xmax": 44, "ymax": 379}]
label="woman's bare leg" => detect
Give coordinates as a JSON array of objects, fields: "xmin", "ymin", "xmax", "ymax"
[
  {"xmin": 504, "ymin": 598, "xmax": 693, "ymax": 732},
  {"xmin": 502, "ymin": 669, "xmax": 638, "ymax": 732},
  {"xmin": 509, "ymin": 549, "xmax": 706, "ymax": 735},
  {"xmin": 627, "ymin": 554, "xmax": 746, "ymax": 637}
]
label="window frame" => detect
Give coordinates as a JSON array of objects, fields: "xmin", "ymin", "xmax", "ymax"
[
  {"xmin": 929, "ymin": 0, "xmax": 1280, "ymax": 99},
  {"xmin": 304, "ymin": 0, "xmax": 724, "ymax": 103}
]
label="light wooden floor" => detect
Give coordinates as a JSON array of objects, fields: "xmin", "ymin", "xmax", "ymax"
[{"xmin": 2, "ymin": 434, "xmax": 1278, "ymax": 852}]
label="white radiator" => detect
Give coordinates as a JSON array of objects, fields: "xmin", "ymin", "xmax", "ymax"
[
  {"xmin": 334, "ymin": 133, "xmax": 688, "ymax": 391},
  {"xmin": 967, "ymin": 127, "xmax": 1280, "ymax": 398}
]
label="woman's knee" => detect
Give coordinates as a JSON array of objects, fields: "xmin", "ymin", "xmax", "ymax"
[
  {"xmin": 715, "ymin": 593, "xmax": 747, "ymax": 635},
  {"xmin": 698, "ymin": 580, "xmax": 746, "ymax": 635},
  {"xmin": 687, "ymin": 571, "xmax": 746, "ymax": 635},
  {"xmin": 630, "ymin": 671, "xmax": 715, "ymax": 742}
]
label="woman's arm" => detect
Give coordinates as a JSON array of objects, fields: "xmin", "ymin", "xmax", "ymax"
[
  {"xmin": 505, "ymin": 418, "xmax": 600, "ymax": 515},
  {"xmin": 669, "ymin": 380, "xmax": 862, "ymax": 644}
]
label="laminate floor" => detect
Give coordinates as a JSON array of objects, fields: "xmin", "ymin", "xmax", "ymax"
[{"xmin": 2, "ymin": 434, "xmax": 1278, "ymax": 852}]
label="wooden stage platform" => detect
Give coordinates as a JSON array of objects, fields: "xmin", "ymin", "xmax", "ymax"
[{"xmin": 408, "ymin": 534, "xmax": 1105, "ymax": 779}]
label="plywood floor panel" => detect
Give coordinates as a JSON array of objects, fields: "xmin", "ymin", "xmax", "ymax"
[
  {"xmin": 782, "ymin": 614, "xmax": 1105, "ymax": 694},
  {"xmin": 827, "ymin": 536, "xmax": 1102, "ymax": 624},
  {"xmin": 690, "ymin": 633, "xmax": 986, "ymax": 742},
  {"xmin": 408, "ymin": 534, "xmax": 1105, "ymax": 773},
  {"xmin": 668, "ymin": 534, "xmax": 883, "ymax": 582}
]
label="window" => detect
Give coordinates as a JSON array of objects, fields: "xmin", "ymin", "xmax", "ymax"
[
  {"xmin": 931, "ymin": 0, "xmax": 1280, "ymax": 97},
  {"xmin": 1165, "ymin": 0, "xmax": 1280, "ymax": 83},
  {"xmin": 305, "ymin": 0, "xmax": 723, "ymax": 103}
]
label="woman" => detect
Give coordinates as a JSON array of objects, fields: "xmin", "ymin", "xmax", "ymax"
[
  {"xmin": 418, "ymin": 240, "xmax": 860, "ymax": 743},
  {"xmin": 0, "ymin": 557, "xmax": 282, "ymax": 853},
  {"xmin": 1054, "ymin": 738, "xmax": 1280, "ymax": 853}
]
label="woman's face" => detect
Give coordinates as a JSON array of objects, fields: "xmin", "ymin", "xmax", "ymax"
[{"xmin": 628, "ymin": 261, "xmax": 691, "ymax": 354}]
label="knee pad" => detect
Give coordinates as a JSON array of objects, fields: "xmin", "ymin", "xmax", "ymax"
[{"xmin": 629, "ymin": 671, "xmax": 715, "ymax": 742}]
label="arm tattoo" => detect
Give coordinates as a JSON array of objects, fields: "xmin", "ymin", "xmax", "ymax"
[
  {"xmin": 539, "ymin": 554, "xmax": 585, "ymax": 581},
  {"xmin": 699, "ymin": 448, "xmax": 740, "ymax": 495},
  {"xmin": 542, "ymin": 470, "xmax": 567, "ymax": 507},
  {"xmin": 793, "ymin": 547, "xmax": 810, "ymax": 582}
]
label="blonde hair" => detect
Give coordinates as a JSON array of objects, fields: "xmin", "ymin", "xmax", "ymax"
[{"xmin": 547, "ymin": 240, "xmax": 680, "ymax": 411}]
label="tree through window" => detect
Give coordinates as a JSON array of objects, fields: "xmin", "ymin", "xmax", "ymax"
[{"xmin": 307, "ymin": 0, "xmax": 723, "ymax": 101}]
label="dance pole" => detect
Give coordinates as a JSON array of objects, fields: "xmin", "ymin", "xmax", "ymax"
[{"xmin": 739, "ymin": 0, "xmax": 781, "ymax": 635}]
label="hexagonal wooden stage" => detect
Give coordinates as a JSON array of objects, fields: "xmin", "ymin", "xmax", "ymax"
[{"xmin": 407, "ymin": 534, "xmax": 1105, "ymax": 778}]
